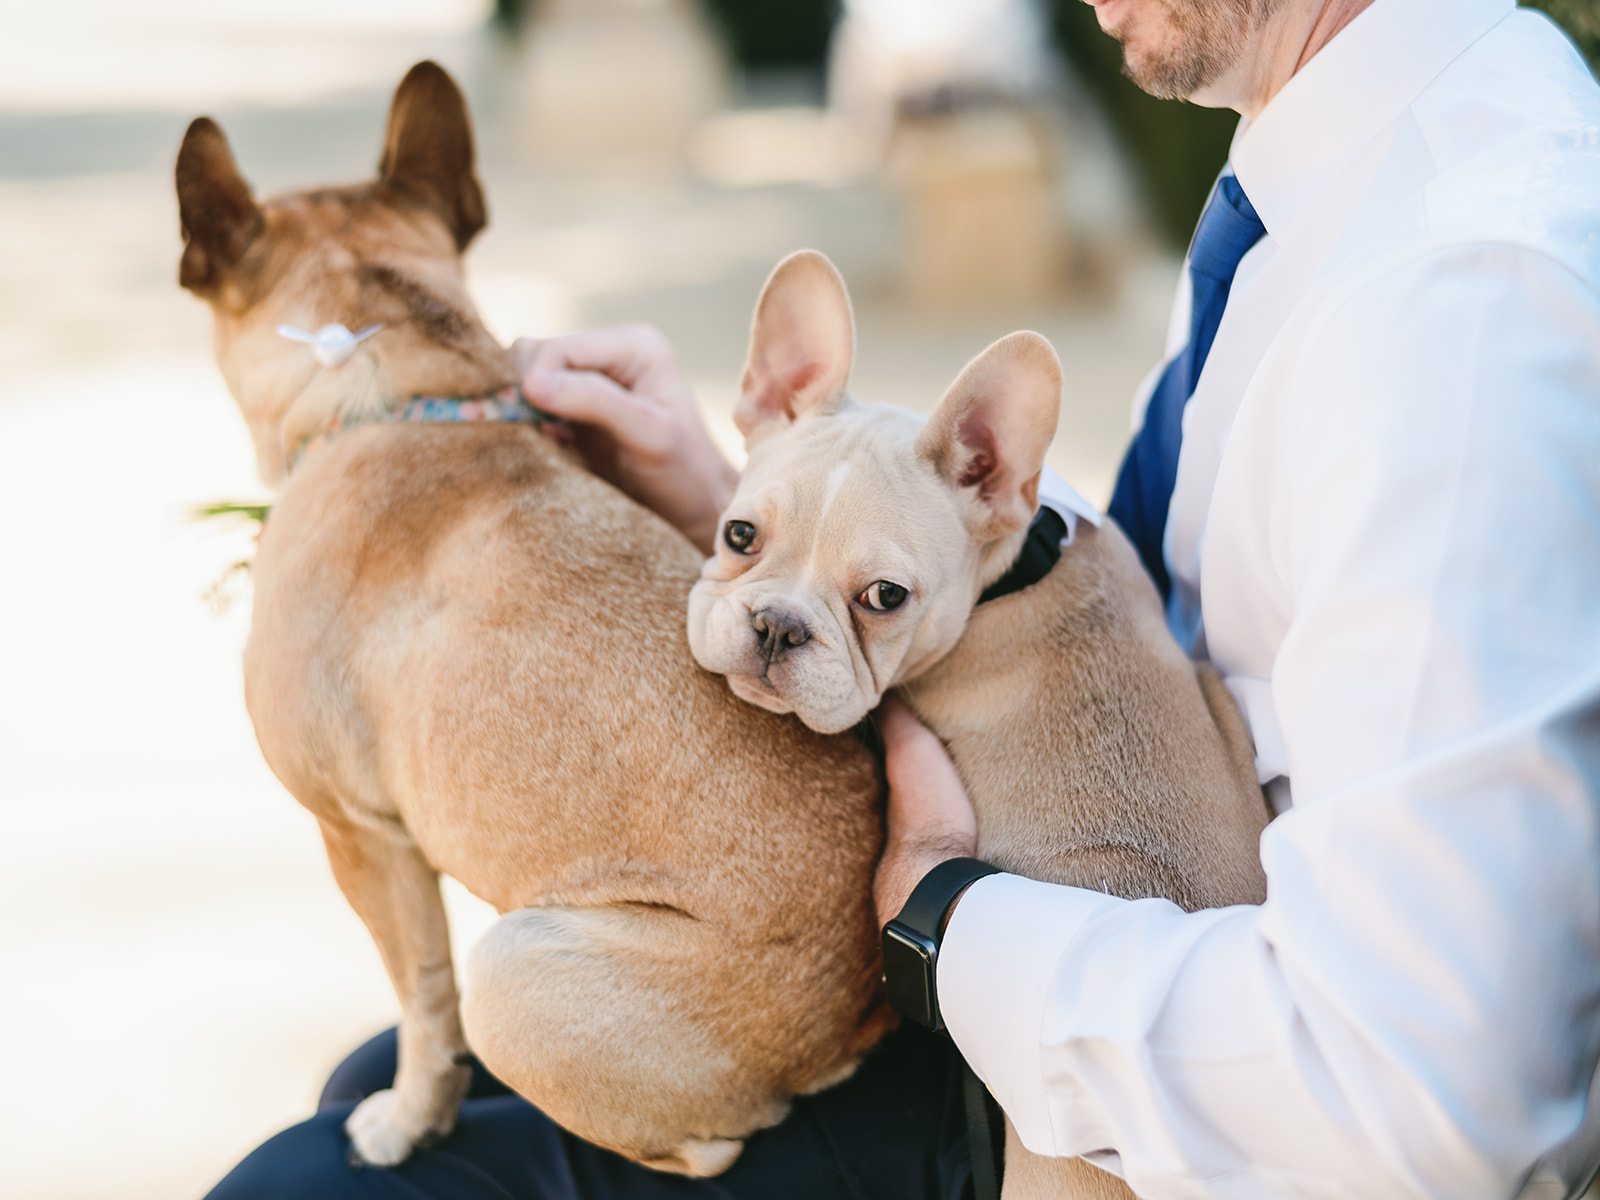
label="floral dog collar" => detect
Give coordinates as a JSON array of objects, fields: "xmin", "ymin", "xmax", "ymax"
[{"xmin": 291, "ymin": 386, "xmax": 569, "ymax": 471}]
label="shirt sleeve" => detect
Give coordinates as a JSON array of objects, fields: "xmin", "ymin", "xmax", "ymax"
[{"xmin": 936, "ymin": 245, "xmax": 1600, "ymax": 1200}]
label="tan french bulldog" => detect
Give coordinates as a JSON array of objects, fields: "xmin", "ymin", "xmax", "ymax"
[
  {"xmin": 689, "ymin": 251, "xmax": 1271, "ymax": 1199},
  {"xmin": 176, "ymin": 64, "xmax": 892, "ymax": 1176}
]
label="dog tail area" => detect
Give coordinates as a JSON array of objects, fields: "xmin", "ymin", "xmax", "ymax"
[{"xmin": 459, "ymin": 904, "xmax": 791, "ymax": 1176}]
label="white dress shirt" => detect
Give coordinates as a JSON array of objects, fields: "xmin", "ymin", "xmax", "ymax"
[{"xmin": 937, "ymin": 1, "xmax": 1600, "ymax": 1196}]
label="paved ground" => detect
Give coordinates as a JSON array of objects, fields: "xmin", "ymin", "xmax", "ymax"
[{"xmin": 0, "ymin": 7, "xmax": 1179, "ymax": 1197}]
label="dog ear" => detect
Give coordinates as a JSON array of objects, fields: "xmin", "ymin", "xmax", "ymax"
[
  {"xmin": 176, "ymin": 117, "xmax": 263, "ymax": 294},
  {"xmin": 378, "ymin": 60, "xmax": 487, "ymax": 251},
  {"xmin": 734, "ymin": 250, "xmax": 855, "ymax": 446},
  {"xmin": 916, "ymin": 331, "xmax": 1062, "ymax": 541}
]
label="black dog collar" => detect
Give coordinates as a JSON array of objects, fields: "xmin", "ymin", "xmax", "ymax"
[{"xmin": 977, "ymin": 505, "xmax": 1067, "ymax": 606}]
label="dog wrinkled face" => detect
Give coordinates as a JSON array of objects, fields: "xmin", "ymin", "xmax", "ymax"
[
  {"xmin": 688, "ymin": 402, "xmax": 983, "ymax": 734},
  {"xmin": 688, "ymin": 251, "xmax": 1064, "ymax": 734}
]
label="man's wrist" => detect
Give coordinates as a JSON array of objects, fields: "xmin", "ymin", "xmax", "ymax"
[
  {"xmin": 876, "ymin": 834, "xmax": 978, "ymax": 928},
  {"xmin": 881, "ymin": 857, "xmax": 1000, "ymax": 1030},
  {"xmin": 938, "ymin": 880, "xmax": 980, "ymax": 938}
]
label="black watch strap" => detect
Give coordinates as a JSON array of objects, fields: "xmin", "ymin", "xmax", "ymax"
[
  {"xmin": 881, "ymin": 857, "xmax": 1000, "ymax": 1030},
  {"xmin": 897, "ymin": 857, "xmax": 1001, "ymax": 938}
]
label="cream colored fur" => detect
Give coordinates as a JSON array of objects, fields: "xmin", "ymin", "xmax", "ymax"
[
  {"xmin": 177, "ymin": 64, "xmax": 891, "ymax": 1174},
  {"xmin": 692, "ymin": 251, "xmax": 1271, "ymax": 1199}
]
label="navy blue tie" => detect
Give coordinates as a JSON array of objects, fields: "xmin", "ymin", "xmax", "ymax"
[{"xmin": 1108, "ymin": 173, "xmax": 1266, "ymax": 600}]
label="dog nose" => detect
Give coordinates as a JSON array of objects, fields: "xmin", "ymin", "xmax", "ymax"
[{"xmin": 751, "ymin": 607, "xmax": 811, "ymax": 662}]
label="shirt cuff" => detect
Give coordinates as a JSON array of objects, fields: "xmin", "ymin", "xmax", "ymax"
[{"xmin": 936, "ymin": 871, "xmax": 1123, "ymax": 1155}]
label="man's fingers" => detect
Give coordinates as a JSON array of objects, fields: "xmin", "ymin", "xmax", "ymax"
[
  {"xmin": 511, "ymin": 336, "xmax": 543, "ymax": 376},
  {"xmin": 524, "ymin": 325, "xmax": 671, "ymax": 388},
  {"xmin": 879, "ymin": 697, "xmax": 978, "ymax": 847},
  {"xmin": 522, "ymin": 367, "xmax": 672, "ymax": 457}
]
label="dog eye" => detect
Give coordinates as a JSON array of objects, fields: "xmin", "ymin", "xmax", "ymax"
[
  {"xmin": 858, "ymin": 581, "xmax": 908, "ymax": 612},
  {"xmin": 724, "ymin": 520, "xmax": 759, "ymax": 555}
]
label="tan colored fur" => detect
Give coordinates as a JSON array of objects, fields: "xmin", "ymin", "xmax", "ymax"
[
  {"xmin": 695, "ymin": 254, "xmax": 1270, "ymax": 1198},
  {"xmin": 1001, "ymin": 1122, "xmax": 1142, "ymax": 1200},
  {"xmin": 902, "ymin": 523, "xmax": 1268, "ymax": 1199},
  {"xmin": 901, "ymin": 519, "xmax": 1266, "ymax": 911},
  {"xmin": 179, "ymin": 63, "xmax": 890, "ymax": 1173}
]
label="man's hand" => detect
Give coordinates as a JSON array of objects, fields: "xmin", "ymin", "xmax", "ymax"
[
  {"xmin": 516, "ymin": 326, "xmax": 739, "ymax": 554},
  {"xmin": 874, "ymin": 697, "xmax": 980, "ymax": 930}
]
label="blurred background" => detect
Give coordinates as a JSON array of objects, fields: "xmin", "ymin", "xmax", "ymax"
[{"xmin": 0, "ymin": 2, "xmax": 1593, "ymax": 1197}]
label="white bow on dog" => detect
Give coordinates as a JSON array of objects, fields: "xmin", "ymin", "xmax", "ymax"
[{"xmin": 276, "ymin": 322, "xmax": 384, "ymax": 367}]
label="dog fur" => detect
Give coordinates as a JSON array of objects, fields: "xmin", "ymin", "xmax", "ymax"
[
  {"xmin": 689, "ymin": 252, "xmax": 1271, "ymax": 1198},
  {"xmin": 177, "ymin": 64, "xmax": 891, "ymax": 1175}
]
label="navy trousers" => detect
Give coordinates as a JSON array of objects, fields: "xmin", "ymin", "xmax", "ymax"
[{"xmin": 205, "ymin": 1025, "xmax": 973, "ymax": 1200}]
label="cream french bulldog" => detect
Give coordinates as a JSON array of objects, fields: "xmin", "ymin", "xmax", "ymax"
[
  {"xmin": 691, "ymin": 251, "xmax": 1272, "ymax": 1200},
  {"xmin": 687, "ymin": 250, "xmax": 1059, "ymax": 735}
]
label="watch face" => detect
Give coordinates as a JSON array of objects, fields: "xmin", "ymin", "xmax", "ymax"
[{"xmin": 881, "ymin": 921, "xmax": 941, "ymax": 1030}]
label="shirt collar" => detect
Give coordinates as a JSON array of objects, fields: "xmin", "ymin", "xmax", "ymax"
[{"xmin": 1230, "ymin": 0, "xmax": 1515, "ymax": 239}]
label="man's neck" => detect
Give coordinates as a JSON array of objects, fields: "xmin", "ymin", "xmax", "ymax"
[{"xmin": 1194, "ymin": 0, "xmax": 1379, "ymax": 119}]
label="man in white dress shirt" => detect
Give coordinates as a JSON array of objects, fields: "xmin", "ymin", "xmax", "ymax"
[
  {"xmin": 504, "ymin": 0, "xmax": 1600, "ymax": 1196},
  {"xmin": 868, "ymin": 0, "xmax": 1600, "ymax": 1196}
]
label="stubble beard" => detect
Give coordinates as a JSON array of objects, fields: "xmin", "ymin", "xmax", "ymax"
[{"xmin": 1116, "ymin": 0, "xmax": 1280, "ymax": 100}]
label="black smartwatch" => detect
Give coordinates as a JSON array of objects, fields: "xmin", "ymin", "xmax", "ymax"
[{"xmin": 881, "ymin": 857, "xmax": 1000, "ymax": 1031}]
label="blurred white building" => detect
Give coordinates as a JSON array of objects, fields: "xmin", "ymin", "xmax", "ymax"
[
  {"xmin": 831, "ymin": 0, "xmax": 1073, "ymax": 307},
  {"xmin": 830, "ymin": 0, "xmax": 1057, "ymax": 140}
]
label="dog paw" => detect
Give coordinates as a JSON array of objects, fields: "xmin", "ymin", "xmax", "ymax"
[
  {"xmin": 345, "ymin": 1088, "xmax": 446, "ymax": 1168},
  {"xmin": 640, "ymin": 1137, "xmax": 745, "ymax": 1177},
  {"xmin": 798, "ymin": 1057, "xmax": 859, "ymax": 1096}
]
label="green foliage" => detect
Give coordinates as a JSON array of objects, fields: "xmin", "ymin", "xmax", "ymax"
[
  {"xmin": 191, "ymin": 500, "xmax": 269, "ymax": 614},
  {"xmin": 698, "ymin": 0, "xmax": 839, "ymax": 69},
  {"xmin": 1047, "ymin": 0, "xmax": 1237, "ymax": 249},
  {"xmin": 191, "ymin": 499, "xmax": 271, "ymax": 527},
  {"xmin": 490, "ymin": 1, "xmax": 839, "ymax": 69},
  {"xmin": 1523, "ymin": 0, "xmax": 1600, "ymax": 68},
  {"xmin": 491, "ymin": 0, "xmax": 524, "ymax": 31}
]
